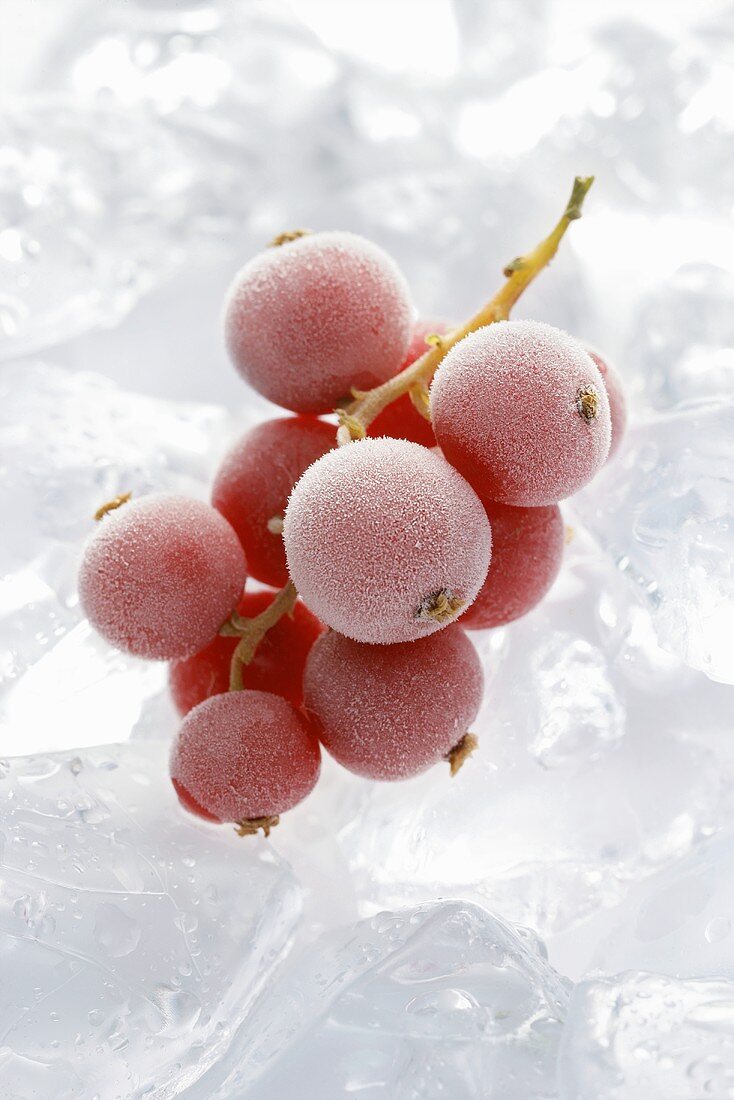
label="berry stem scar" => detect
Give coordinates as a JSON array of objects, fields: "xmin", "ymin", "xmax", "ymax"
[
  {"xmin": 222, "ymin": 580, "xmax": 298, "ymax": 691},
  {"xmin": 445, "ymin": 731, "xmax": 479, "ymax": 776},
  {"xmin": 234, "ymin": 815, "xmax": 280, "ymax": 837},
  {"xmin": 336, "ymin": 175, "xmax": 594, "ymax": 445}
]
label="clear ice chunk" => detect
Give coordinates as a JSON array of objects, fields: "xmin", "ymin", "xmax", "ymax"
[
  {"xmin": 0, "ymin": 102, "xmax": 210, "ymax": 358},
  {"xmin": 337, "ymin": 536, "xmax": 734, "ymax": 944},
  {"xmin": 0, "ymin": 740, "xmax": 301, "ymax": 1099},
  {"xmin": 624, "ymin": 263, "xmax": 734, "ymax": 413},
  {"xmin": 187, "ymin": 900, "xmax": 569, "ymax": 1100},
  {"xmin": 0, "ymin": 362, "xmax": 234, "ymax": 754},
  {"xmin": 570, "ymin": 402, "xmax": 734, "ymax": 683},
  {"xmin": 571, "ymin": 829, "xmax": 734, "ymax": 982},
  {"xmin": 557, "ymin": 971, "xmax": 734, "ymax": 1100}
]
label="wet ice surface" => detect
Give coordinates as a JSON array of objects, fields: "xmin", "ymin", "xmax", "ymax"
[
  {"xmin": 0, "ymin": 103, "xmax": 206, "ymax": 359},
  {"xmin": 0, "ymin": 740, "xmax": 301, "ymax": 1099},
  {"xmin": 335, "ymin": 536, "xmax": 734, "ymax": 941},
  {"xmin": 564, "ymin": 829, "xmax": 734, "ymax": 981},
  {"xmin": 557, "ymin": 972, "xmax": 734, "ymax": 1099},
  {"xmin": 187, "ymin": 901, "xmax": 569, "ymax": 1100},
  {"xmin": 571, "ymin": 404, "xmax": 734, "ymax": 683},
  {"xmin": 2, "ymin": 0, "xmax": 734, "ymax": 1094},
  {"xmin": 625, "ymin": 264, "xmax": 734, "ymax": 413}
]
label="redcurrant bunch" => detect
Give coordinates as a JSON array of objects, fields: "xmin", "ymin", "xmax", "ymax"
[{"xmin": 78, "ymin": 177, "xmax": 627, "ymax": 836}]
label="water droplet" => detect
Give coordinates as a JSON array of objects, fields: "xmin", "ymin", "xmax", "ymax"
[
  {"xmin": 705, "ymin": 916, "xmax": 731, "ymax": 944},
  {"xmin": 174, "ymin": 911, "xmax": 198, "ymax": 935},
  {"xmin": 108, "ymin": 1031, "xmax": 129, "ymax": 1052},
  {"xmin": 93, "ymin": 903, "xmax": 141, "ymax": 958},
  {"xmin": 407, "ymin": 988, "xmax": 476, "ymax": 1016},
  {"xmin": 154, "ymin": 986, "xmax": 202, "ymax": 1037},
  {"xmin": 78, "ymin": 803, "xmax": 111, "ymax": 825}
]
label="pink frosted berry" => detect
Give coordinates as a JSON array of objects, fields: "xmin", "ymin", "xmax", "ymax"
[
  {"xmin": 212, "ymin": 416, "xmax": 335, "ymax": 586},
  {"xmin": 304, "ymin": 627, "xmax": 483, "ymax": 781},
  {"xmin": 283, "ymin": 438, "xmax": 491, "ymax": 644},
  {"xmin": 587, "ymin": 347, "xmax": 628, "ymax": 461},
  {"xmin": 170, "ymin": 690, "xmax": 321, "ymax": 825},
  {"xmin": 223, "ymin": 231, "xmax": 413, "ymax": 414},
  {"xmin": 430, "ymin": 320, "xmax": 611, "ymax": 506},
  {"xmin": 79, "ymin": 495, "xmax": 246, "ymax": 660},
  {"xmin": 462, "ymin": 501, "xmax": 564, "ymax": 630}
]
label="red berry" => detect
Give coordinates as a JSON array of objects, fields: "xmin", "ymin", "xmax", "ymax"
[
  {"xmin": 223, "ymin": 231, "xmax": 413, "ymax": 414},
  {"xmin": 169, "ymin": 589, "xmax": 324, "ymax": 715},
  {"xmin": 462, "ymin": 501, "xmax": 564, "ymax": 630},
  {"xmin": 587, "ymin": 347, "xmax": 628, "ymax": 461},
  {"xmin": 212, "ymin": 416, "xmax": 335, "ymax": 587},
  {"xmin": 430, "ymin": 320, "xmax": 611, "ymax": 506},
  {"xmin": 170, "ymin": 690, "xmax": 320, "ymax": 823},
  {"xmin": 283, "ymin": 438, "xmax": 491, "ymax": 644},
  {"xmin": 78, "ymin": 495, "xmax": 246, "ymax": 660},
  {"xmin": 368, "ymin": 319, "xmax": 451, "ymax": 446},
  {"xmin": 304, "ymin": 627, "xmax": 483, "ymax": 780}
]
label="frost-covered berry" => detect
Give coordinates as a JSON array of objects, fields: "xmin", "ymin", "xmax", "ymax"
[
  {"xmin": 169, "ymin": 589, "xmax": 324, "ymax": 715},
  {"xmin": 170, "ymin": 690, "xmax": 320, "ymax": 825},
  {"xmin": 79, "ymin": 495, "xmax": 246, "ymax": 660},
  {"xmin": 462, "ymin": 501, "xmax": 563, "ymax": 630},
  {"xmin": 587, "ymin": 347, "xmax": 628, "ymax": 461},
  {"xmin": 430, "ymin": 320, "xmax": 611, "ymax": 506},
  {"xmin": 212, "ymin": 416, "xmax": 334, "ymax": 586},
  {"xmin": 368, "ymin": 319, "xmax": 451, "ymax": 446},
  {"xmin": 304, "ymin": 627, "xmax": 483, "ymax": 780},
  {"xmin": 283, "ymin": 438, "xmax": 491, "ymax": 644},
  {"xmin": 223, "ymin": 231, "xmax": 413, "ymax": 414}
]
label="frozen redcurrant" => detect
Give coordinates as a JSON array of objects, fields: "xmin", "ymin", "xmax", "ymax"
[
  {"xmin": 212, "ymin": 416, "xmax": 335, "ymax": 586},
  {"xmin": 304, "ymin": 627, "xmax": 483, "ymax": 780},
  {"xmin": 462, "ymin": 501, "xmax": 563, "ymax": 630},
  {"xmin": 587, "ymin": 347, "xmax": 628, "ymax": 461},
  {"xmin": 283, "ymin": 438, "xmax": 491, "ymax": 644},
  {"xmin": 170, "ymin": 690, "xmax": 320, "ymax": 826},
  {"xmin": 79, "ymin": 495, "xmax": 246, "ymax": 660},
  {"xmin": 223, "ymin": 231, "xmax": 413, "ymax": 414},
  {"xmin": 430, "ymin": 320, "xmax": 611, "ymax": 506}
]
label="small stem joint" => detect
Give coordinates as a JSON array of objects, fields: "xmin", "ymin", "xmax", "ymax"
[
  {"xmin": 336, "ymin": 409, "xmax": 366, "ymax": 446},
  {"xmin": 564, "ymin": 176, "xmax": 594, "ymax": 222},
  {"xmin": 269, "ymin": 229, "xmax": 311, "ymax": 248},
  {"xmin": 94, "ymin": 492, "xmax": 132, "ymax": 522}
]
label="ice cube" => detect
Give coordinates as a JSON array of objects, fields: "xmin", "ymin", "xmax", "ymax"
[
  {"xmin": 0, "ymin": 362, "xmax": 234, "ymax": 755},
  {"xmin": 0, "ymin": 740, "xmax": 301, "ymax": 1099},
  {"xmin": 187, "ymin": 900, "xmax": 569, "ymax": 1100},
  {"xmin": 337, "ymin": 537, "xmax": 734, "ymax": 944},
  {"xmin": 48, "ymin": 2, "xmax": 339, "ymax": 126},
  {"xmin": 625, "ymin": 264, "xmax": 734, "ymax": 413},
  {"xmin": 565, "ymin": 829, "xmax": 734, "ymax": 982},
  {"xmin": 557, "ymin": 971, "xmax": 734, "ymax": 1099},
  {"xmin": 570, "ymin": 401, "xmax": 734, "ymax": 683},
  {"xmin": 0, "ymin": 102, "xmax": 209, "ymax": 358}
]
